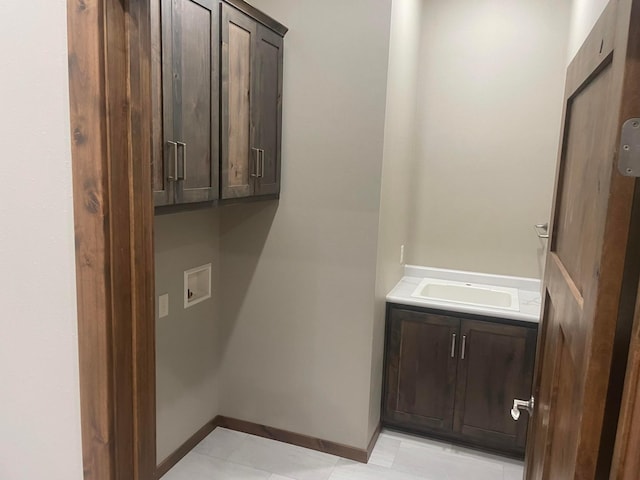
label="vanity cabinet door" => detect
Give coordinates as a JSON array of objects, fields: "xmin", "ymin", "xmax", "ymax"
[
  {"xmin": 383, "ymin": 308, "xmax": 460, "ymax": 433},
  {"xmin": 453, "ymin": 319, "xmax": 537, "ymax": 451}
]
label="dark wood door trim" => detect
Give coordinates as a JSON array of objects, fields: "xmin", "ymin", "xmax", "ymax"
[
  {"xmin": 67, "ymin": 0, "xmax": 156, "ymax": 479},
  {"xmin": 525, "ymin": 0, "xmax": 640, "ymax": 478}
]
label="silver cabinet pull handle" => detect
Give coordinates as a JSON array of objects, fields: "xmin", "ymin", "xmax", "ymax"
[
  {"xmin": 534, "ymin": 223, "xmax": 549, "ymax": 239},
  {"xmin": 461, "ymin": 335, "xmax": 467, "ymax": 360},
  {"xmin": 251, "ymin": 148, "xmax": 260, "ymax": 178},
  {"xmin": 260, "ymin": 149, "xmax": 265, "ymax": 178},
  {"xmin": 511, "ymin": 397, "xmax": 535, "ymax": 421},
  {"xmin": 167, "ymin": 141, "xmax": 178, "ymax": 181},
  {"xmin": 177, "ymin": 142, "xmax": 187, "ymax": 180},
  {"xmin": 451, "ymin": 333, "xmax": 457, "ymax": 358}
]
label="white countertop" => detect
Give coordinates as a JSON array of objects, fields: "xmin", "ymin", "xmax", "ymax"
[{"xmin": 387, "ymin": 265, "xmax": 542, "ymax": 323}]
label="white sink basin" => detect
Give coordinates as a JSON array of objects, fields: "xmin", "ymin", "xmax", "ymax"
[{"xmin": 411, "ymin": 278, "xmax": 520, "ymax": 311}]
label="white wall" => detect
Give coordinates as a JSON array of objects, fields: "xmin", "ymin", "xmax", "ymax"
[
  {"xmin": 568, "ymin": 0, "xmax": 609, "ymax": 61},
  {"xmin": 370, "ymin": 0, "xmax": 423, "ymax": 440},
  {"xmin": 218, "ymin": 0, "xmax": 392, "ymax": 449},
  {"xmin": 0, "ymin": 1, "xmax": 83, "ymax": 479},
  {"xmin": 155, "ymin": 209, "xmax": 220, "ymax": 462},
  {"xmin": 408, "ymin": 0, "xmax": 572, "ymax": 278}
]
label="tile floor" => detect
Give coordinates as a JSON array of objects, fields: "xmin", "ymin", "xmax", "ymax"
[{"xmin": 163, "ymin": 428, "xmax": 524, "ymax": 480}]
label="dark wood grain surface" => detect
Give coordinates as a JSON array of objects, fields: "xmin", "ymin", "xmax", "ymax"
[
  {"xmin": 382, "ymin": 305, "xmax": 537, "ymax": 457},
  {"xmin": 605, "ymin": 1, "xmax": 640, "ymax": 478},
  {"xmin": 525, "ymin": 0, "xmax": 640, "ymax": 478},
  {"xmin": 216, "ymin": 416, "xmax": 375, "ymax": 464},
  {"xmin": 156, "ymin": 419, "xmax": 219, "ymax": 478},
  {"xmin": 221, "ymin": 4, "xmax": 256, "ymax": 199},
  {"xmin": 223, "ymin": 0, "xmax": 288, "ymax": 36},
  {"xmin": 128, "ymin": 0, "xmax": 157, "ymax": 477},
  {"xmin": 174, "ymin": 0, "xmax": 219, "ymax": 203},
  {"xmin": 67, "ymin": 0, "xmax": 156, "ymax": 478},
  {"xmin": 253, "ymin": 25, "xmax": 283, "ymax": 196},
  {"xmin": 453, "ymin": 319, "xmax": 536, "ymax": 450},
  {"xmin": 384, "ymin": 309, "xmax": 460, "ymax": 432}
]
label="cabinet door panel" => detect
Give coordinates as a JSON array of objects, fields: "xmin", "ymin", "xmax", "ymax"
[
  {"xmin": 221, "ymin": 5, "xmax": 256, "ymax": 199},
  {"xmin": 173, "ymin": 0, "xmax": 218, "ymax": 204},
  {"xmin": 454, "ymin": 320, "xmax": 536, "ymax": 450},
  {"xmin": 253, "ymin": 25, "xmax": 283, "ymax": 196},
  {"xmin": 153, "ymin": 0, "xmax": 176, "ymax": 206},
  {"xmin": 384, "ymin": 309, "xmax": 459, "ymax": 432}
]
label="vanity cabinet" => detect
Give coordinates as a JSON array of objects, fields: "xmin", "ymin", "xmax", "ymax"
[
  {"xmin": 383, "ymin": 305, "xmax": 537, "ymax": 457},
  {"xmin": 153, "ymin": 0, "xmax": 220, "ymax": 207},
  {"xmin": 221, "ymin": 3, "xmax": 284, "ymax": 200}
]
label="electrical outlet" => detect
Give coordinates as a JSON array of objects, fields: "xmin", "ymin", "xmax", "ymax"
[
  {"xmin": 400, "ymin": 245, "xmax": 405, "ymax": 264},
  {"xmin": 158, "ymin": 294, "xmax": 169, "ymax": 318}
]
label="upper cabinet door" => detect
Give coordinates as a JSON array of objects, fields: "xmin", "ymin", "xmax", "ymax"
[
  {"xmin": 153, "ymin": 0, "xmax": 286, "ymax": 208},
  {"xmin": 153, "ymin": 0, "xmax": 178, "ymax": 207},
  {"xmin": 221, "ymin": 4, "xmax": 257, "ymax": 199},
  {"xmin": 172, "ymin": 0, "xmax": 219, "ymax": 204},
  {"xmin": 154, "ymin": 0, "xmax": 218, "ymax": 207},
  {"xmin": 253, "ymin": 25, "xmax": 283, "ymax": 196}
]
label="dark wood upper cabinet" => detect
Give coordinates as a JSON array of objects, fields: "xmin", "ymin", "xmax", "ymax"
[
  {"xmin": 221, "ymin": 3, "xmax": 284, "ymax": 200},
  {"xmin": 383, "ymin": 305, "xmax": 537, "ymax": 457},
  {"xmin": 384, "ymin": 309, "xmax": 460, "ymax": 433},
  {"xmin": 152, "ymin": 0, "xmax": 286, "ymax": 209},
  {"xmin": 154, "ymin": 0, "xmax": 219, "ymax": 207}
]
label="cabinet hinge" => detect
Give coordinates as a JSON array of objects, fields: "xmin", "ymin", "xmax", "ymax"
[{"xmin": 618, "ymin": 118, "xmax": 640, "ymax": 177}]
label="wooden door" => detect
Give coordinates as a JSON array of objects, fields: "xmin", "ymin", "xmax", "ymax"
[
  {"xmin": 253, "ymin": 24, "xmax": 283, "ymax": 196},
  {"xmin": 384, "ymin": 308, "xmax": 460, "ymax": 433},
  {"xmin": 453, "ymin": 320, "xmax": 536, "ymax": 453},
  {"xmin": 221, "ymin": 4, "xmax": 257, "ymax": 199},
  {"xmin": 172, "ymin": 0, "xmax": 219, "ymax": 204},
  {"xmin": 525, "ymin": 1, "xmax": 640, "ymax": 478}
]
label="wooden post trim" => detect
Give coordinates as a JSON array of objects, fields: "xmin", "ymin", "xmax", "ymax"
[{"xmin": 67, "ymin": 0, "xmax": 156, "ymax": 478}]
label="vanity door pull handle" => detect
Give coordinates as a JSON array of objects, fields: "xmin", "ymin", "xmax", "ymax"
[
  {"xmin": 167, "ymin": 141, "xmax": 178, "ymax": 181},
  {"xmin": 177, "ymin": 142, "xmax": 187, "ymax": 180},
  {"xmin": 450, "ymin": 334, "xmax": 457, "ymax": 358},
  {"xmin": 259, "ymin": 149, "xmax": 265, "ymax": 178},
  {"xmin": 251, "ymin": 148, "xmax": 260, "ymax": 178},
  {"xmin": 461, "ymin": 335, "xmax": 467, "ymax": 360}
]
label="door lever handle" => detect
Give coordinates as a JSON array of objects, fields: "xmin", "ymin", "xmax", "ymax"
[
  {"xmin": 511, "ymin": 397, "xmax": 535, "ymax": 421},
  {"xmin": 534, "ymin": 223, "xmax": 549, "ymax": 239}
]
